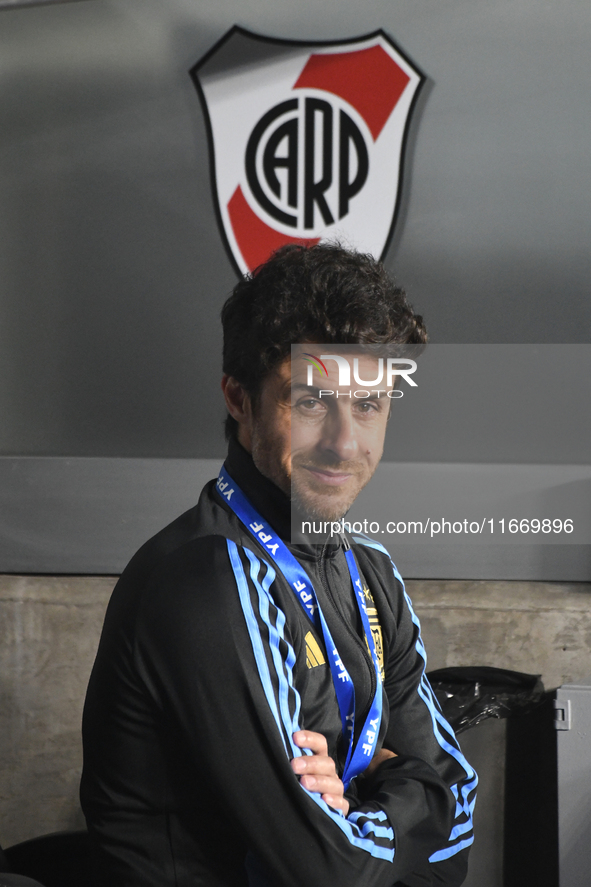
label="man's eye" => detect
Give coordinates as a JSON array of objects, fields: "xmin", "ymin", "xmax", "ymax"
[
  {"xmin": 298, "ymin": 398, "xmax": 322, "ymax": 410},
  {"xmin": 295, "ymin": 397, "xmax": 327, "ymax": 414},
  {"xmin": 356, "ymin": 401, "xmax": 379, "ymax": 413}
]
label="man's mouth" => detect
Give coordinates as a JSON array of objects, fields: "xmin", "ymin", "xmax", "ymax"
[{"xmin": 301, "ymin": 465, "xmax": 356, "ymax": 486}]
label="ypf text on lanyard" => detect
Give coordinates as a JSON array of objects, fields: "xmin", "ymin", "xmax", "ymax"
[{"xmin": 216, "ymin": 466, "xmax": 382, "ymax": 789}]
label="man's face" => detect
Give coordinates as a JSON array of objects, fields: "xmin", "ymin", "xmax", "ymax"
[{"xmin": 249, "ymin": 351, "xmax": 391, "ymax": 521}]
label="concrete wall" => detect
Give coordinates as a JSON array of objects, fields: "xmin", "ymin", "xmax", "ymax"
[
  {"xmin": 0, "ymin": 576, "xmax": 113, "ymax": 849},
  {"xmin": 1, "ymin": 574, "xmax": 590, "ymax": 859},
  {"xmin": 415, "ymin": 580, "xmax": 591, "ymax": 690}
]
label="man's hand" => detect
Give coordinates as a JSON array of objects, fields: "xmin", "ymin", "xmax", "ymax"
[{"xmin": 291, "ymin": 731, "xmax": 349, "ymax": 816}]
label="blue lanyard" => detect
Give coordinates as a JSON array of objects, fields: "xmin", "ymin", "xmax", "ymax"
[{"xmin": 216, "ymin": 465, "xmax": 383, "ymax": 788}]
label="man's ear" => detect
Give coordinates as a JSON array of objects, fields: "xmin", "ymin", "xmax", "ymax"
[
  {"xmin": 221, "ymin": 376, "xmax": 253, "ymax": 448},
  {"xmin": 221, "ymin": 375, "xmax": 250, "ymax": 421}
]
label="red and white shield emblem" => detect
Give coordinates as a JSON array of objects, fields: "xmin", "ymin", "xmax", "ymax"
[{"xmin": 191, "ymin": 28, "xmax": 424, "ymax": 275}]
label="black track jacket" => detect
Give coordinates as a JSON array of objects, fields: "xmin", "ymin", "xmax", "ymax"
[{"xmin": 80, "ymin": 439, "xmax": 476, "ymax": 886}]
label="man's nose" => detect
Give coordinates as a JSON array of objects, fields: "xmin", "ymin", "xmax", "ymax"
[{"xmin": 320, "ymin": 406, "xmax": 359, "ymax": 461}]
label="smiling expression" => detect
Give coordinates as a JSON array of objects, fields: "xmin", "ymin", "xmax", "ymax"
[{"xmin": 248, "ymin": 350, "xmax": 392, "ymax": 521}]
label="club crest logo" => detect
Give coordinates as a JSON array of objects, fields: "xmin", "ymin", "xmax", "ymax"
[{"xmin": 191, "ymin": 27, "xmax": 424, "ymax": 275}]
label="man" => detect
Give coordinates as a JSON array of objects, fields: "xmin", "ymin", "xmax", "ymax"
[{"xmin": 81, "ymin": 244, "xmax": 476, "ymax": 886}]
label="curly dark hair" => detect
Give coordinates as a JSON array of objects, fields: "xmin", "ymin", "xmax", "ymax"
[{"xmin": 221, "ymin": 243, "xmax": 427, "ymax": 439}]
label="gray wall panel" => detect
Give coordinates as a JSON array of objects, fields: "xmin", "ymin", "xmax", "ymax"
[
  {"xmin": 1, "ymin": 0, "xmax": 590, "ymax": 576},
  {"xmin": 1, "ymin": 0, "xmax": 590, "ymax": 459},
  {"xmin": 1, "ymin": 457, "xmax": 589, "ymax": 579},
  {"xmin": 0, "ymin": 456, "xmax": 220, "ymax": 573}
]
